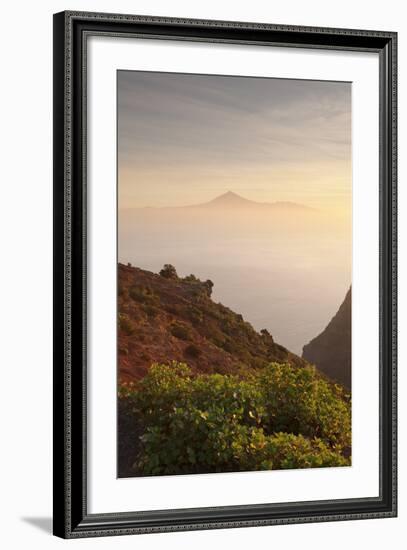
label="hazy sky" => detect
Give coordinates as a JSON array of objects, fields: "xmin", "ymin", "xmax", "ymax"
[{"xmin": 118, "ymin": 71, "xmax": 351, "ymax": 212}]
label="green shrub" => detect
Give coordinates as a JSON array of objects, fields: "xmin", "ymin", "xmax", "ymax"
[
  {"xmin": 203, "ymin": 279, "xmax": 214, "ymax": 297},
  {"xmin": 184, "ymin": 274, "xmax": 199, "ymax": 282},
  {"xmin": 118, "ymin": 314, "xmax": 134, "ymax": 335},
  {"xmin": 170, "ymin": 322, "xmax": 190, "ymax": 341},
  {"xmin": 143, "ymin": 305, "xmax": 159, "ymax": 318},
  {"xmin": 165, "ymin": 304, "xmax": 182, "ymax": 316},
  {"xmin": 159, "ymin": 264, "xmax": 178, "ymax": 279},
  {"xmin": 186, "ymin": 305, "xmax": 204, "ymax": 325},
  {"xmin": 234, "ymin": 431, "xmax": 349, "ymax": 471},
  {"xmin": 256, "ymin": 363, "xmax": 351, "ymax": 447},
  {"xmin": 118, "ymin": 362, "xmax": 351, "ymax": 476},
  {"xmin": 129, "ymin": 285, "xmax": 159, "ymax": 306},
  {"xmin": 184, "ymin": 344, "xmax": 202, "ymax": 358},
  {"xmin": 221, "ymin": 339, "xmax": 234, "ymax": 353}
]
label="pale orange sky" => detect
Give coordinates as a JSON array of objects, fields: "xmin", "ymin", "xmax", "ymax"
[{"xmin": 118, "ymin": 71, "xmax": 351, "ymax": 215}]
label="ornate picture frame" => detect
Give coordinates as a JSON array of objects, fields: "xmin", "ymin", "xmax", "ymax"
[{"xmin": 53, "ymin": 11, "xmax": 397, "ymax": 538}]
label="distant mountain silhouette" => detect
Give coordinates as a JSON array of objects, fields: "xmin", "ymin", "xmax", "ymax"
[
  {"xmin": 202, "ymin": 191, "xmax": 258, "ymax": 208},
  {"xmin": 134, "ymin": 191, "xmax": 315, "ymax": 211},
  {"xmin": 195, "ymin": 191, "xmax": 314, "ymax": 211},
  {"xmin": 302, "ymin": 288, "xmax": 351, "ymax": 389},
  {"xmin": 119, "ymin": 192, "xmax": 346, "ymax": 357}
]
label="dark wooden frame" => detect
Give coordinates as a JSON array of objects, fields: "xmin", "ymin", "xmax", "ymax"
[{"xmin": 53, "ymin": 10, "xmax": 397, "ymax": 538}]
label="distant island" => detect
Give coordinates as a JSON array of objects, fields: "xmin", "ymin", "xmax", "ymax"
[{"xmin": 128, "ymin": 191, "xmax": 316, "ymax": 212}]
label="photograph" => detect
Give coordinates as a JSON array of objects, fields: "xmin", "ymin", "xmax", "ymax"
[
  {"xmin": 117, "ymin": 70, "xmax": 353, "ymax": 478},
  {"xmin": 51, "ymin": 9, "xmax": 397, "ymax": 539}
]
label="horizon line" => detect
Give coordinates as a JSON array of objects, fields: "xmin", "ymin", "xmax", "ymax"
[{"xmin": 118, "ymin": 191, "xmax": 317, "ymax": 211}]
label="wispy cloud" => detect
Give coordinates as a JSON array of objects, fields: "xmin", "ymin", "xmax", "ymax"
[{"xmin": 118, "ymin": 71, "xmax": 351, "ymax": 210}]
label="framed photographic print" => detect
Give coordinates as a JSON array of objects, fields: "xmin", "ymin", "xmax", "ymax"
[{"xmin": 53, "ymin": 11, "xmax": 397, "ymax": 538}]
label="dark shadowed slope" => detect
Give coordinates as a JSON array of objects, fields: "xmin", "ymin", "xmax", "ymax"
[
  {"xmin": 302, "ymin": 288, "xmax": 351, "ymax": 389},
  {"xmin": 118, "ymin": 263, "xmax": 307, "ymax": 381}
]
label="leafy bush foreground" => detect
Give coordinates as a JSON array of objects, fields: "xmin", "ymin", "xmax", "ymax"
[{"xmin": 118, "ymin": 362, "xmax": 351, "ymax": 476}]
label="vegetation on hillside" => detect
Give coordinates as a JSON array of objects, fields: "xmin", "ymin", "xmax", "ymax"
[
  {"xmin": 118, "ymin": 361, "xmax": 351, "ymax": 477},
  {"xmin": 117, "ymin": 263, "xmax": 351, "ymax": 477},
  {"xmin": 118, "ymin": 263, "xmax": 307, "ymax": 381}
]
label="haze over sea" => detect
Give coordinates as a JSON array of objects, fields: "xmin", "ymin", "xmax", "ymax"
[
  {"xmin": 119, "ymin": 192, "xmax": 351, "ymax": 355},
  {"xmin": 118, "ymin": 72, "xmax": 352, "ymax": 354}
]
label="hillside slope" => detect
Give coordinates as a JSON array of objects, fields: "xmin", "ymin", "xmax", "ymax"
[
  {"xmin": 302, "ymin": 288, "xmax": 351, "ymax": 388},
  {"xmin": 118, "ymin": 263, "xmax": 307, "ymax": 381}
]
